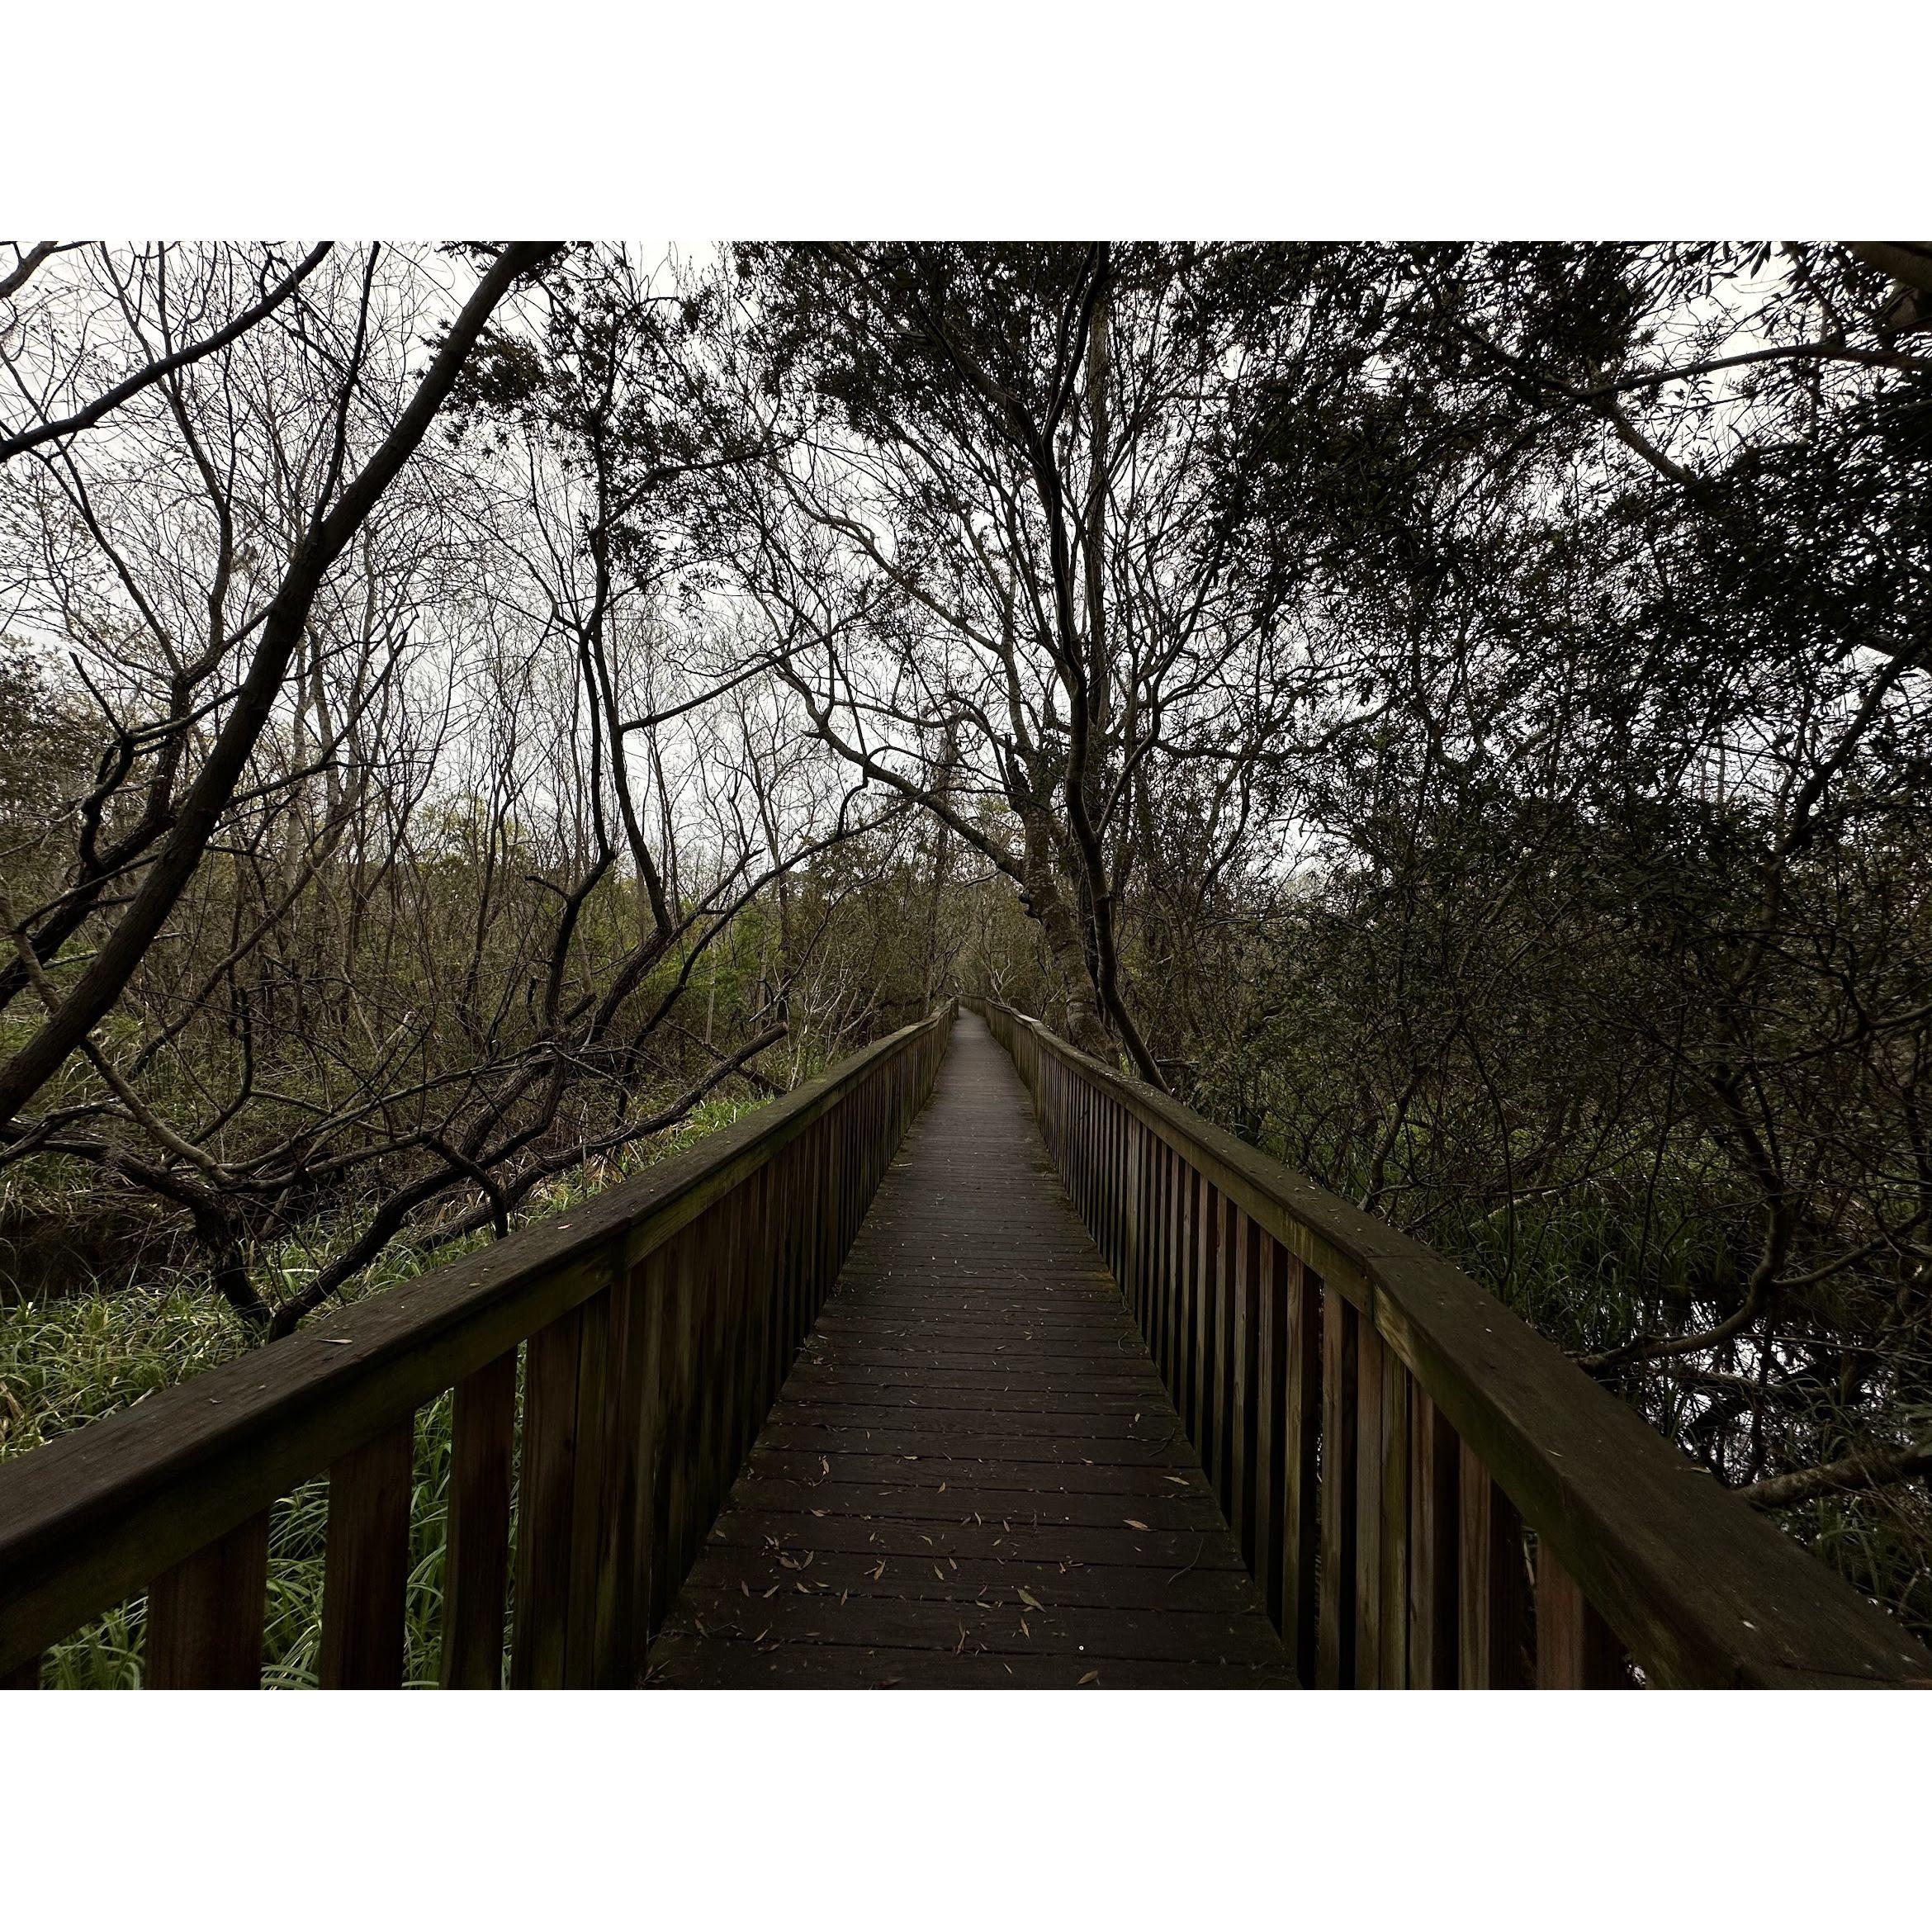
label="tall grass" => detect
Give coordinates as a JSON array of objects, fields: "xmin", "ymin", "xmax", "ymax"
[{"xmin": 1, "ymin": 1091, "xmax": 760, "ymax": 1688}]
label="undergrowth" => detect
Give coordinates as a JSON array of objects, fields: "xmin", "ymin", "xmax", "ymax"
[{"xmin": 1, "ymin": 1091, "xmax": 761, "ymax": 1688}]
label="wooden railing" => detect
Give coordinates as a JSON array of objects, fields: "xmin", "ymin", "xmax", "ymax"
[
  {"xmin": 974, "ymin": 1000, "xmax": 1930, "ymax": 1688},
  {"xmin": 0, "ymin": 1006, "xmax": 954, "ymax": 1689}
]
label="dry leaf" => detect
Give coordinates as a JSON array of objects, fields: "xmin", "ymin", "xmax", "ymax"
[
  {"xmin": 1124, "ymin": 1518, "xmax": 1149, "ymax": 1531},
  {"xmin": 1077, "ymin": 1670, "xmax": 1101, "ymax": 1686}
]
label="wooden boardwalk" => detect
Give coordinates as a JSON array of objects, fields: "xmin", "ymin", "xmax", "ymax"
[{"xmin": 644, "ymin": 1012, "xmax": 1294, "ymax": 1688}]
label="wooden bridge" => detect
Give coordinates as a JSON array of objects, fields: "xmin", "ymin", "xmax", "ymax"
[{"xmin": 2, "ymin": 1006, "xmax": 1926, "ymax": 1689}]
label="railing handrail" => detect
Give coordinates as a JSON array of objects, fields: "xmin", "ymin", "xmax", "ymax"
[
  {"xmin": 975, "ymin": 999, "xmax": 1930, "ymax": 1688},
  {"xmin": 0, "ymin": 1009, "xmax": 952, "ymax": 1678}
]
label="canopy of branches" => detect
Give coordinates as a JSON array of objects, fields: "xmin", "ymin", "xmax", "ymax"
[{"xmin": 2, "ymin": 238, "xmax": 1928, "ymax": 1633}]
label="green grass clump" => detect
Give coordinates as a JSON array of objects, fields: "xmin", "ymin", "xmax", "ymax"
[{"xmin": 2, "ymin": 1085, "xmax": 771, "ymax": 1688}]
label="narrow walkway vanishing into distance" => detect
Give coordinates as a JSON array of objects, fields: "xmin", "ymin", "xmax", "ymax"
[
  {"xmin": 10, "ymin": 998, "xmax": 1915, "ymax": 1689},
  {"xmin": 645, "ymin": 1012, "xmax": 1295, "ymax": 1687}
]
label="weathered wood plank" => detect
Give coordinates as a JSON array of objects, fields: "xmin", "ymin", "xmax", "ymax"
[
  {"xmin": 1317, "ymin": 1285, "xmax": 1359, "ymax": 1688},
  {"xmin": 146, "ymin": 1508, "xmax": 270, "ymax": 1689},
  {"xmin": 1252, "ymin": 1230, "xmax": 1288, "ymax": 1632},
  {"xmin": 1355, "ymin": 1318, "xmax": 1388, "ymax": 1684},
  {"xmin": 562, "ymin": 1282, "xmax": 613, "ymax": 1686},
  {"xmin": 1281, "ymin": 1254, "xmax": 1321, "ymax": 1685},
  {"xmin": 982, "ymin": 1004, "xmax": 1932, "ymax": 1688},
  {"xmin": 319, "ymin": 1417, "xmax": 415, "ymax": 1688},
  {"xmin": 0, "ymin": 1011, "xmax": 951, "ymax": 1679},
  {"xmin": 439, "ymin": 1347, "xmax": 517, "ymax": 1690},
  {"xmin": 646, "ymin": 1012, "xmax": 1291, "ymax": 1691},
  {"xmin": 1539, "ymin": 1549, "xmax": 1629, "ymax": 1688},
  {"xmin": 509, "ymin": 1302, "xmax": 585, "ymax": 1688},
  {"xmin": 1407, "ymin": 1385, "xmax": 1459, "ymax": 1688},
  {"xmin": 1459, "ymin": 1443, "xmax": 1528, "ymax": 1688}
]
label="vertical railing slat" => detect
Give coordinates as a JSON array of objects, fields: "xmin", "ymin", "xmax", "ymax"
[
  {"xmin": 1538, "ymin": 1551, "xmax": 1627, "ymax": 1688},
  {"xmin": 1354, "ymin": 1319, "xmax": 1388, "ymax": 1684},
  {"xmin": 1458, "ymin": 1445, "xmax": 1529, "ymax": 1688},
  {"xmin": 439, "ymin": 1347, "xmax": 517, "ymax": 1689},
  {"xmin": 146, "ymin": 1508, "xmax": 271, "ymax": 1689},
  {"xmin": 1376, "ymin": 1342, "xmax": 1413, "ymax": 1688},
  {"xmin": 320, "ymin": 1413, "xmax": 417, "ymax": 1688},
  {"xmin": 509, "ymin": 1300, "xmax": 585, "ymax": 1688},
  {"xmin": 1227, "ymin": 1209, "xmax": 1258, "ymax": 1570},
  {"xmin": 1406, "ymin": 1387, "xmax": 1460, "ymax": 1688},
  {"xmin": 1317, "ymin": 1286, "xmax": 1359, "ymax": 1688},
  {"xmin": 1280, "ymin": 1253, "xmax": 1321, "ymax": 1685}
]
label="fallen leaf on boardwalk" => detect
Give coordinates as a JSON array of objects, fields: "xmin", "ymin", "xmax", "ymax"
[
  {"xmin": 741, "ymin": 1581, "xmax": 751, "ymax": 1598},
  {"xmin": 821, "ymin": 1456, "xmax": 831, "ymax": 1475},
  {"xmin": 811, "ymin": 1508, "xmax": 828, "ymax": 1518},
  {"xmin": 1077, "ymin": 1670, "xmax": 1101, "ymax": 1686},
  {"xmin": 870, "ymin": 1559, "xmax": 887, "ymax": 1580},
  {"xmin": 1017, "ymin": 1587, "xmax": 1043, "ymax": 1610},
  {"xmin": 1124, "ymin": 1519, "xmax": 1149, "ymax": 1531},
  {"xmin": 1163, "ymin": 1475, "xmax": 1189, "ymax": 1486}
]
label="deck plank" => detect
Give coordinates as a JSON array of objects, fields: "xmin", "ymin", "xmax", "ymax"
[{"xmin": 643, "ymin": 1011, "xmax": 1293, "ymax": 1690}]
